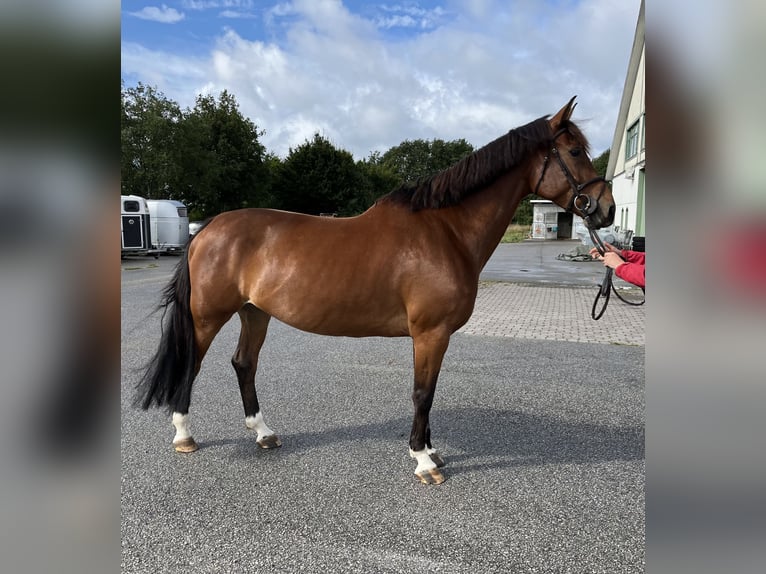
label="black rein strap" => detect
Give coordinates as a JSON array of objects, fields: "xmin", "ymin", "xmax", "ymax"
[{"xmin": 588, "ymin": 227, "xmax": 645, "ymax": 320}]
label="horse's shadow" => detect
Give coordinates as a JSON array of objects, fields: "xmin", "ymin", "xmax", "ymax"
[{"xmin": 220, "ymin": 406, "xmax": 643, "ymax": 477}]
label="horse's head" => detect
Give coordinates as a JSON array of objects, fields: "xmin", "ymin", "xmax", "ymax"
[{"xmin": 530, "ymin": 97, "xmax": 615, "ymax": 229}]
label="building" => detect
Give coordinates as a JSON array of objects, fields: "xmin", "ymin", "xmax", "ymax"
[
  {"xmin": 606, "ymin": 0, "xmax": 645, "ymax": 239},
  {"xmin": 530, "ymin": 199, "xmax": 585, "ymax": 240}
]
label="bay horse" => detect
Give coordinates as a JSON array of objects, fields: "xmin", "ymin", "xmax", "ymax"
[{"xmin": 136, "ymin": 97, "xmax": 614, "ymax": 484}]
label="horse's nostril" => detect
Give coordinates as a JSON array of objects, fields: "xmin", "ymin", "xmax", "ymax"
[{"xmin": 607, "ymin": 204, "xmax": 615, "ymax": 225}]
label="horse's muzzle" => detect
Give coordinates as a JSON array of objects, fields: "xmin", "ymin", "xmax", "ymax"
[
  {"xmin": 585, "ymin": 202, "xmax": 615, "ymax": 230},
  {"xmin": 596, "ymin": 203, "xmax": 615, "ymax": 228}
]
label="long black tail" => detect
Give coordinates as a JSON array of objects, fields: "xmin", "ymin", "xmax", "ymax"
[{"xmin": 135, "ymin": 237, "xmax": 200, "ymax": 412}]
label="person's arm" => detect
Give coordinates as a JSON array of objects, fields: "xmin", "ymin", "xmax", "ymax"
[
  {"xmin": 600, "ymin": 251, "xmax": 645, "ymax": 288},
  {"xmin": 620, "ymin": 250, "xmax": 645, "ymax": 265},
  {"xmin": 614, "ymin": 261, "xmax": 645, "ymax": 289}
]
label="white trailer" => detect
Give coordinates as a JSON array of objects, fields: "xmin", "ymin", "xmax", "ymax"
[
  {"xmin": 121, "ymin": 195, "xmax": 157, "ymax": 257},
  {"xmin": 147, "ymin": 199, "xmax": 190, "ymax": 253}
]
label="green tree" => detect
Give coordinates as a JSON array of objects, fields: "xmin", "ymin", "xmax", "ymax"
[
  {"xmin": 356, "ymin": 151, "xmax": 401, "ymax": 205},
  {"xmin": 271, "ymin": 133, "xmax": 368, "ymax": 216},
  {"xmin": 380, "ymin": 138, "xmax": 474, "ymax": 183},
  {"xmin": 121, "ymin": 82, "xmax": 182, "ymax": 199},
  {"xmin": 512, "ymin": 196, "xmax": 533, "ymax": 225},
  {"xmin": 592, "ymin": 148, "xmax": 610, "ymax": 178},
  {"xmin": 175, "ymin": 90, "xmax": 269, "ymax": 219}
]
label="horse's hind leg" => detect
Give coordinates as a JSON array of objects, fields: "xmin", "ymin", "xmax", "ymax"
[
  {"xmin": 232, "ymin": 304, "xmax": 281, "ymax": 449},
  {"xmin": 172, "ymin": 309, "xmax": 233, "ymax": 453}
]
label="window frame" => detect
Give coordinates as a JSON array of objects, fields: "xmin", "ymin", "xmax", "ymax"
[
  {"xmin": 123, "ymin": 200, "xmax": 141, "ymax": 213},
  {"xmin": 625, "ymin": 118, "xmax": 640, "ymax": 160}
]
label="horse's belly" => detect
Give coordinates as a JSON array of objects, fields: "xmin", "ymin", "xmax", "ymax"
[
  {"xmin": 256, "ymin": 294, "xmax": 410, "ymax": 338},
  {"xmin": 276, "ymin": 309, "xmax": 410, "ymax": 338}
]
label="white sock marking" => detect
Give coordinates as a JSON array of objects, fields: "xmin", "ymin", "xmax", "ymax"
[
  {"xmin": 172, "ymin": 412, "xmax": 192, "ymax": 444},
  {"xmin": 245, "ymin": 412, "xmax": 276, "ymax": 442},
  {"xmin": 409, "ymin": 448, "xmax": 437, "ymax": 474}
]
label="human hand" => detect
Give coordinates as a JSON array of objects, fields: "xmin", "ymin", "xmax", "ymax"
[
  {"xmin": 600, "ymin": 252, "xmax": 625, "ymax": 269},
  {"xmin": 588, "ymin": 242, "xmax": 621, "ymax": 258}
]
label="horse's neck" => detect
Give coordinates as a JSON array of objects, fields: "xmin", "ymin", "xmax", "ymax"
[{"xmin": 452, "ymin": 170, "xmax": 530, "ymax": 269}]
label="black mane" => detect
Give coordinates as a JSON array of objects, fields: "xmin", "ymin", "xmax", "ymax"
[{"xmin": 377, "ymin": 116, "xmax": 578, "ymax": 211}]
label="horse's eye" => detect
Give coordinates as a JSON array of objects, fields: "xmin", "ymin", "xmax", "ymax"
[{"xmin": 569, "ymin": 148, "xmax": 582, "ymax": 157}]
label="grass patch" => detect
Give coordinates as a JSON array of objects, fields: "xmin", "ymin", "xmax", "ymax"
[
  {"xmin": 123, "ymin": 263, "xmax": 160, "ymax": 270},
  {"xmin": 501, "ymin": 224, "xmax": 531, "ymax": 243}
]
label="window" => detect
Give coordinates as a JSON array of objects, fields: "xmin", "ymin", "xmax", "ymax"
[
  {"xmin": 625, "ymin": 119, "xmax": 640, "ymax": 160},
  {"xmin": 177, "ymin": 207, "xmax": 188, "ymax": 217},
  {"xmin": 641, "ymin": 113, "xmax": 646, "ymax": 150},
  {"xmin": 123, "ymin": 200, "xmax": 140, "ymax": 212}
]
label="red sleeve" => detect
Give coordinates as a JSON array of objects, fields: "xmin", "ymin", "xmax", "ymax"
[
  {"xmin": 621, "ymin": 250, "xmax": 645, "ymax": 265},
  {"xmin": 615, "ymin": 262, "xmax": 645, "ymax": 289}
]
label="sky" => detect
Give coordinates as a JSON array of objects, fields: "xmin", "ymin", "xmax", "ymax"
[{"xmin": 121, "ymin": 0, "xmax": 641, "ymax": 160}]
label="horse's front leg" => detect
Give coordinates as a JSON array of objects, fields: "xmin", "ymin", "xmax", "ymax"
[{"xmin": 409, "ymin": 330, "xmax": 450, "ymax": 485}]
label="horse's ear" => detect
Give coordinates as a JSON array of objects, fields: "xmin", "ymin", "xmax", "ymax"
[{"xmin": 550, "ymin": 96, "xmax": 577, "ymax": 130}]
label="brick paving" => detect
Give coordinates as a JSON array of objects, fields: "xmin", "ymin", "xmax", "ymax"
[{"xmin": 459, "ymin": 282, "xmax": 645, "ymax": 346}]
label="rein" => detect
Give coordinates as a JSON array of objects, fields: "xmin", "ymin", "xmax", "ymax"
[
  {"xmin": 532, "ymin": 128, "xmax": 643, "ymax": 320},
  {"xmin": 586, "ymin": 225, "xmax": 645, "ymax": 320}
]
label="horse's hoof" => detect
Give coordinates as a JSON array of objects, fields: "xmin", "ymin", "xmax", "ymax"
[
  {"xmin": 257, "ymin": 434, "xmax": 282, "ymax": 449},
  {"xmin": 173, "ymin": 437, "xmax": 199, "ymax": 453},
  {"xmin": 415, "ymin": 468, "xmax": 445, "ymax": 485},
  {"xmin": 429, "ymin": 452, "xmax": 445, "ymax": 468}
]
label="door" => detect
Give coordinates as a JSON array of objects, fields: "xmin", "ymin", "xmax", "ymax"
[
  {"xmin": 557, "ymin": 212, "xmax": 573, "ymax": 239},
  {"xmin": 122, "ymin": 215, "xmax": 145, "ymax": 248}
]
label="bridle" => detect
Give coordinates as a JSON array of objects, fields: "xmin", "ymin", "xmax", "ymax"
[
  {"xmin": 532, "ymin": 127, "xmax": 607, "ymax": 220},
  {"xmin": 533, "ymin": 128, "xmax": 643, "ymax": 319}
]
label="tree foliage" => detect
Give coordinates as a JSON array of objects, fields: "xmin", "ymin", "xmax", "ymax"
[
  {"xmin": 356, "ymin": 153, "xmax": 401, "ymax": 204},
  {"xmin": 121, "ymin": 82, "xmax": 181, "ymax": 200},
  {"xmin": 121, "ymin": 84, "xmax": 269, "ymax": 220},
  {"xmin": 592, "ymin": 148, "xmax": 610, "ymax": 178},
  {"xmin": 379, "ymin": 138, "xmax": 474, "ymax": 183},
  {"xmin": 512, "ymin": 196, "xmax": 533, "ymax": 225},
  {"xmin": 175, "ymin": 91, "xmax": 270, "ymax": 219},
  {"xmin": 271, "ymin": 133, "xmax": 366, "ymax": 216}
]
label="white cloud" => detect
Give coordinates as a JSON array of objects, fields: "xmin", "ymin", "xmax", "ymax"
[
  {"xmin": 267, "ymin": 2, "xmax": 296, "ymax": 18},
  {"xmin": 219, "ymin": 10, "xmax": 257, "ymax": 19},
  {"xmin": 375, "ymin": 15, "xmax": 417, "ymax": 29},
  {"xmin": 183, "ymin": 0, "xmax": 254, "ymax": 9},
  {"xmin": 376, "ymin": 3, "xmax": 446, "ymax": 30},
  {"xmin": 128, "ymin": 4, "xmax": 185, "ymax": 24},
  {"xmin": 122, "ymin": 0, "xmax": 640, "ymax": 158}
]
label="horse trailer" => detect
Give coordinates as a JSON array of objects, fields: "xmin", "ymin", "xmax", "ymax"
[
  {"xmin": 147, "ymin": 199, "xmax": 189, "ymax": 253},
  {"xmin": 121, "ymin": 195, "xmax": 155, "ymax": 257}
]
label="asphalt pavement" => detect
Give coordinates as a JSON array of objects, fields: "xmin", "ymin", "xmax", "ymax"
[{"xmin": 121, "ymin": 240, "xmax": 644, "ymax": 573}]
